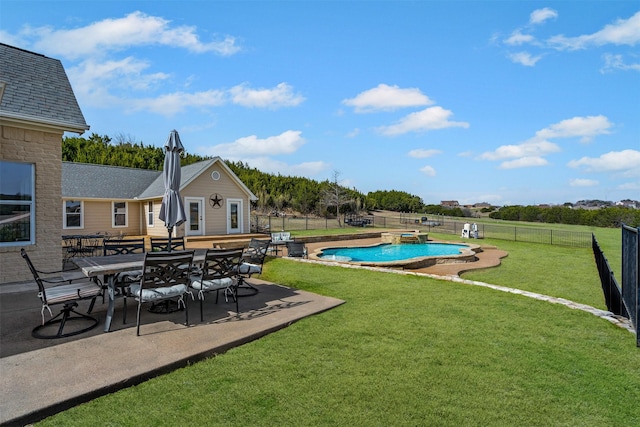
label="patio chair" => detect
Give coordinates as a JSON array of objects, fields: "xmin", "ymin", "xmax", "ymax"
[
  {"xmin": 129, "ymin": 251, "xmax": 194, "ymax": 336},
  {"xmin": 21, "ymin": 248, "xmax": 102, "ymax": 339},
  {"xmin": 286, "ymin": 241, "xmax": 308, "ymax": 258},
  {"xmin": 150, "ymin": 236, "xmax": 185, "ymax": 252},
  {"xmin": 236, "ymin": 238, "xmax": 271, "ymax": 295},
  {"xmin": 268, "ymin": 232, "xmax": 282, "ymax": 256},
  {"xmin": 103, "ymin": 238, "xmax": 146, "ymax": 323},
  {"xmin": 190, "ymin": 249, "xmax": 243, "ymax": 320}
]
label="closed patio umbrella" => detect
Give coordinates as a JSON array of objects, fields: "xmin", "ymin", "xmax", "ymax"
[{"xmin": 158, "ymin": 129, "xmax": 187, "ymax": 252}]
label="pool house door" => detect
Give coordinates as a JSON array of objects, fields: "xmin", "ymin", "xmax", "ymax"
[{"xmin": 185, "ymin": 197, "xmax": 204, "ymax": 236}]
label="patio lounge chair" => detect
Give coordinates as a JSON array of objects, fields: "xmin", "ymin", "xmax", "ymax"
[
  {"xmin": 286, "ymin": 241, "xmax": 308, "ymax": 258},
  {"xmin": 21, "ymin": 248, "xmax": 102, "ymax": 339},
  {"xmin": 190, "ymin": 249, "xmax": 243, "ymax": 320},
  {"xmin": 128, "ymin": 251, "xmax": 194, "ymax": 336}
]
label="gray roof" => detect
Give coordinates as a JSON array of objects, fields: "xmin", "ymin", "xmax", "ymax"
[
  {"xmin": 62, "ymin": 162, "xmax": 160, "ymax": 199},
  {"xmin": 137, "ymin": 159, "xmax": 216, "ymax": 199},
  {"xmin": 63, "ymin": 159, "xmax": 257, "ymax": 201},
  {"xmin": 0, "ymin": 43, "xmax": 88, "ymax": 133}
]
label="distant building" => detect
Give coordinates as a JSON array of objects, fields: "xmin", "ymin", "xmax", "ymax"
[
  {"xmin": 440, "ymin": 200, "xmax": 460, "ymax": 207},
  {"xmin": 617, "ymin": 200, "xmax": 638, "ymax": 209}
]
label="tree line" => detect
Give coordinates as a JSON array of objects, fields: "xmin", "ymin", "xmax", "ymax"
[
  {"xmin": 62, "ymin": 134, "xmax": 639, "ymax": 227},
  {"xmin": 489, "ymin": 205, "xmax": 640, "ymax": 228}
]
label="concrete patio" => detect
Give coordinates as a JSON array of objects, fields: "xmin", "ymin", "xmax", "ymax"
[{"xmin": 0, "ymin": 274, "xmax": 344, "ymax": 426}]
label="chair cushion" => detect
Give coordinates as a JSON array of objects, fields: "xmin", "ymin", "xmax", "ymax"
[
  {"xmin": 128, "ymin": 284, "xmax": 187, "ymax": 302},
  {"xmin": 44, "ymin": 281, "xmax": 102, "ymax": 304},
  {"xmin": 190, "ymin": 277, "xmax": 233, "ymax": 291},
  {"xmin": 235, "ymin": 262, "xmax": 261, "ymax": 275}
]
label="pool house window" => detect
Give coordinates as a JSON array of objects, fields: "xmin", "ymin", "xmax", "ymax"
[
  {"xmin": 147, "ymin": 201, "xmax": 154, "ymax": 227},
  {"xmin": 112, "ymin": 201, "xmax": 128, "ymax": 227},
  {"xmin": 64, "ymin": 200, "xmax": 83, "ymax": 229},
  {"xmin": 0, "ymin": 161, "xmax": 35, "ymax": 246}
]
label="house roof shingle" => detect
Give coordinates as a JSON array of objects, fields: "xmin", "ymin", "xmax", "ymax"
[
  {"xmin": 62, "ymin": 162, "xmax": 161, "ymax": 199},
  {"xmin": 0, "ymin": 43, "xmax": 89, "ymax": 133},
  {"xmin": 63, "ymin": 159, "xmax": 258, "ymax": 201}
]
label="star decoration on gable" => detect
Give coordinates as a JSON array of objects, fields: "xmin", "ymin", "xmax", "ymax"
[{"xmin": 209, "ymin": 193, "xmax": 223, "ymax": 208}]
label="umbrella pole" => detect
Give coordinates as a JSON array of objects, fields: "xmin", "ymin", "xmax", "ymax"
[{"xmin": 167, "ymin": 227, "xmax": 173, "ymax": 252}]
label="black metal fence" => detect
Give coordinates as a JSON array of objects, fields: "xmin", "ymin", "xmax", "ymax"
[
  {"xmin": 593, "ymin": 235, "xmax": 627, "ymax": 317},
  {"xmin": 593, "ymin": 225, "xmax": 639, "ymax": 347},
  {"xmin": 621, "ymin": 225, "xmax": 639, "ymax": 346},
  {"xmin": 252, "ymin": 213, "xmax": 592, "ymax": 248}
]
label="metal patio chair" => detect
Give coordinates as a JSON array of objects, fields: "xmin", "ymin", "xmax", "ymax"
[
  {"xmin": 150, "ymin": 236, "xmax": 185, "ymax": 252},
  {"xmin": 129, "ymin": 251, "xmax": 194, "ymax": 336},
  {"xmin": 21, "ymin": 248, "xmax": 102, "ymax": 339},
  {"xmin": 236, "ymin": 238, "xmax": 270, "ymax": 296},
  {"xmin": 189, "ymin": 249, "xmax": 243, "ymax": 321},
  {"xmin": 103, "ymin": 238, "xmax": 146, "ymax": 323}
]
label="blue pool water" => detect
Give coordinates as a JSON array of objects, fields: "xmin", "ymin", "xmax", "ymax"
[{"xmin": 319, "ymin": 243, "xmax": 468, "ymax": 263}]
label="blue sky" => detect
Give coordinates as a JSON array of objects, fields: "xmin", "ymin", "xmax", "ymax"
[{"xmin": 2, "ymin": 1, "xmax": 639, "ymax": 206}]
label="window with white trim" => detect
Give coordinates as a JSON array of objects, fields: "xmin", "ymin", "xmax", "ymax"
[
  {"xmin": 0, "ymin": 161, "xmax": 35, "ymax": 246},
  {"xmin": 64, "ymin": 200, "xmax": 83, "ymax": 229},
  {"xmin": 147, "ymin": 201, "xmax": 154, "ymax": 227},
  {"xmin": 112, "ymin": 201, "xmax": 128, "ymax": 227}
]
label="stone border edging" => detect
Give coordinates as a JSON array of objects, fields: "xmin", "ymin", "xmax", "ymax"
[{"xmin": 284, "ymin": 258, "xmax": 635, "ymax": 334}]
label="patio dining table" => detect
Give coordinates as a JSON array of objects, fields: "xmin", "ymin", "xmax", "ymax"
[{"xmin": 70, "ymin": 249, "xmax": 208, "ymax": 332}]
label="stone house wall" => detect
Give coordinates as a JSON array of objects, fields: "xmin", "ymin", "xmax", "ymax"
[{"xmin": 0, "ymin": 125, "xmax": 63, "ymax": 283}]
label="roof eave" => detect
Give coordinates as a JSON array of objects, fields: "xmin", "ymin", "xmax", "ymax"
[{"xmin": 0, "ymin": 112, "xmax": 90, "ymax": 135}]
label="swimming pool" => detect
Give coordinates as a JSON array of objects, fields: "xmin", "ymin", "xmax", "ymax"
[{"xmin": 313, "ymin": 242, "xmax": 478, "ymax": 269}]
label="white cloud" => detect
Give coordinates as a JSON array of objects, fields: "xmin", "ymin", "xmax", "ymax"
[
  {"xmin": 601, "ymin": 53, "xmax": 640, "ymax": 73},
  {"xmin": 230, "ymin": 82, "xmax": 305, "ymax": 108},
  {"xmin": 508, "ymin": 51, "xmax": 542, "ymax": 66},
  {"xmin": 505, "ymin": 30, "xmax": 535, "ymax": 46},
  {"xmin": 130, "ymin": 90, "xmax": 227, "ymax": 115},
  {"xmin": 567, "ymin": 149, "xmax": 640, "ymax": 175},
  {"xmin": 481, "ymin": 115, "xmax": 612, "ymax": 169},
  {"xmin": 499, "ymin": 156, "xmax": 549, "ymax": 169},
  {"xmin": 534, "ymin": 115, "xmax": 613, "ymax": 143},
  {"xmin": 68, "ymin": 57, "xmax": 171, "ymax": 106},
  {"xmin": 480, "ymin": 140, "xmax": 560, "ymax": 161},
  {"xmin": 408, "ymin": 149, "xmax": 441, "ymax": 159},
  {"xmin": 29, "ymin": 11, "xmax": 240, "ymax": 60},
  {"xmin": 242, "ymin": 157, "xmax": 329, "ymax": 177},
  {"xmin": 548, "ymin": 11, "xmax": 640, "ymax": 51},
  {"xmin": 343, "ymin": 84, "xmax": 434, "ymax": 113},
  {"xmin": 420, "ymin": 165, "xmax": 436, "ymax": 176},
  {"xmin": 346, "ymin": 128, "xmax": 360, "ymax": 138},
  {"xmin": 377, "ymin": 106, "xmax": 469, "ymax": 136},
  {"xmin": 200, "ymin": 130, "xmax": 305, "ymax": 158},
  {"xmin": 530, "ymin": 8, "xmax": 558, "ymax": 25},
  {"xmin": 570, "ymin": 178, "xmax": 599, "ymax": 187},
  {"xmin": 618, "ymin": 181, "xmax": 640, "ymax": 191},
  {"xmin": 0, "ymin": 29, "xmax": 25, "ymax": 47}
]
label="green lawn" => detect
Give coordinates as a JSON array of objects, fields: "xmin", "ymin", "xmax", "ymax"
[{"xmin": 37, "ymin": 227, "xmax": 639, "ymax": 426}]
